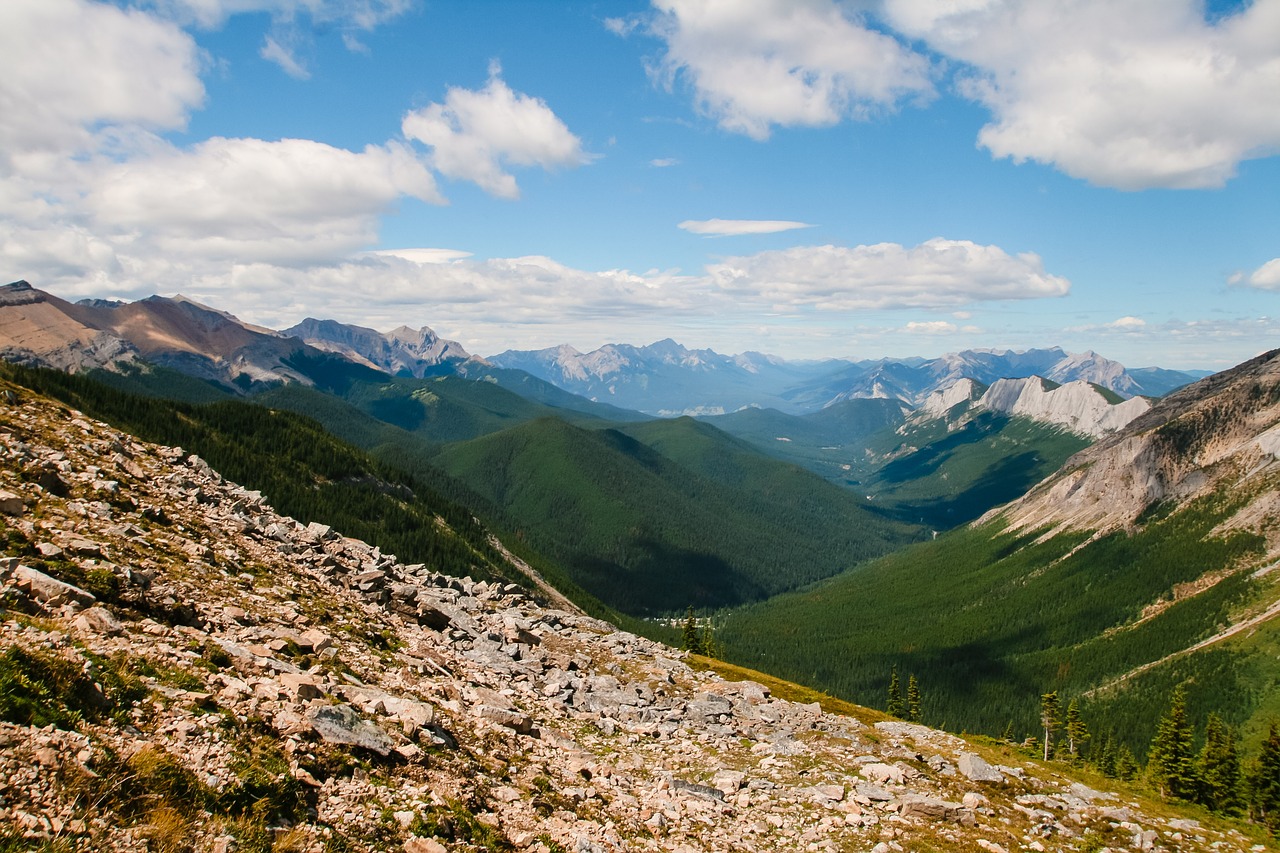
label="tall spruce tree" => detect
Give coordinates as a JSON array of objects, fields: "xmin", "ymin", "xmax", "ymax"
[
  {"xmin": 1041, "ymin": 691, "xmax": 1061, "ymax": 761},
  {"xmin": 1065, "ymin": 698, "xmax": 1089, "ymax": 761},
  {"xmin": 1147, "ymin": 686, "xmax": 1197, "ymax": 800},
  {"xmin": 887, "ymin": 667, "xmax": 905, "ymax": 718},
  {"xmin": 1197, "ymin": 713, "xmax": 1242, "ymax": 814},
  {"xmin": 681, "ymin": 606, "xmax": 704, "ymax": 655},
  {"xmin": 1247, "ymin": 723, "xmax": 1280, "ymax": 834},
  {"xmin": 906, "ymin": 675, "xmax": 922, "ymax": 723}
]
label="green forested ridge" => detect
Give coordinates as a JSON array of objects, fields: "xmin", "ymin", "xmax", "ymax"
[
  {"xmin": 856, "ymin": 412, "xmax": 1089, "ymax": 527},
  {"xmin": 718, "ymin": 489, "xmax": 1271, "ymax": 751},
  {"xmin": 429, "ymin": 416, "xmax": 921, "ymax": 615},
  {"xmin": 705, "ymin": 402, "xmax": 1088, "ymax": 529}
]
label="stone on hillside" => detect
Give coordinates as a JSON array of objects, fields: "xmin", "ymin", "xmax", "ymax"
[
  {"xmin": 306, "ymin": 704, "xmax": 395, "ymax": 756},
  {"xmin": 13, "ymin": 565, "xmax": 96, "ymax": 608},
  {"xmin": 859, "ymin": 763, "xmax": 905, "ymax": 785},
  {"xmin": 898, "ymin": 794, "xmax": 975, "ymax": 825},
  {"xmin": 476, "ymin": 704, "xmax": 534, "ymax": 735},
  {"xmin": 0, "ymin": 488, "xmax": 27, "ymax": 514},
  {"xmin": 958, "ymin": 752, "xmax": 1005, "ymax": 783},
  {"xmin": 280, "ymin": 673, "xmax": 324, "ymax": 702},
  {"xmin": 72, "ymin": 606, "xmax": 122, "ymax": 635},
  {"xmin": 404, "ymin": 838, "xmax": 448, "ymax": 853},
  {"xmin": 297, "ymin": 628, "xmax": 334, "ymax": 654}
]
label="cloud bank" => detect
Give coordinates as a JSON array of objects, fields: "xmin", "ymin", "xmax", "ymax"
[{"xmin": 639, "ymin": 0, "xmax": 1280, "ymax": 189}]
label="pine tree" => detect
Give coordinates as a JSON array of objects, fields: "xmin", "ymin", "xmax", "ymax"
[
  {"xmin": 886, "ymin": 666, "xmax": 905, "ymax": 718},
  {"xmin": 1197, "ymin": 714, "xmax": 1242, "ymax": 814},
  {"xmin": 1147, "ymin": 686, "xmax": 1197, "ymax": 800},
  {"xmin": 906, "ymin": 675, "xmax": 922, "ymax": 723},
  {"xmin": 681, "ymin": 606, "xmax": 704, "ymax": 655},
  {"xmin": 1115, "ymin": 744, "xmax": 1139, "ymax": 781},
  {"xmin": 1065, "ymin": 698, "xmax": 1089, "ymax": 761},
  {"xmin": 1096, "ymin": 734, "xmax": 1118, "ymax": 778},
  {"xmin": 1041, "ymin": 691, "xmax": 1061, "ymax": 761},
  {"xmin": 1001, "ymin": 720, "xmax": 1015, "ymax": 743},
  {"xmin": 1247, "ymin": 723, "xmax": 1280, "ymax": 834}
]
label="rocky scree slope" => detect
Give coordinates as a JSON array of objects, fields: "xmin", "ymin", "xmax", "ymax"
[{"xmin": 0, "ymin": 386, "xmax": 1257, "ymax": 852}]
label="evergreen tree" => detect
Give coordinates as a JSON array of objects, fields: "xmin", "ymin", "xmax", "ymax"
[
  {"xmin": 1095, "ymin": 734, "xmax": 1118, "ymax": 778},
  {"xmin": 906, "ymin": 675, "xmax": 922, "ymax": 723},
  {"xmin": 1197, "ymin": 713, "xmax": 1242, "ymax": 814},
  {"xmin": 886, "ymin": 666, "xmax": 905, "ymax": 718},
  {"xmin": 1065, "ymin": 698, "xmax": 1089, "ymax": 761},
  {"xmin": 1001, "ymin": 720, "xmax": 1015, "ymax": 743},
  {"xmin": 1247, "ymin": 723, "xmax": 1280, "ymax": 835},
  {"xmin": 681, "ymin": 606, "xmax": 704, "ymax": 655},
  {"xmin": 1115, "ymin": 744, "xmax": 1140, "ymax": 781},
  {"xmin": 1147, "ymin": 686, "xmax": 1197, "ymax": 800},
  {"xmin": 1041, "ymin": 691, "xmax": 1061, "ymax": 761},
  {"xmin": 700, "ymin": 617, "xmax": 718, "ymax": 659}
]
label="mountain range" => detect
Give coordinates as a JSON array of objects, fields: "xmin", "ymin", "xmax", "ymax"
[
  {"xmin": 491, "ymin": 337, "xmax": 1205, "ymax": 415},
  {"xmin": 2, "ymin": 278, "xmax": 1279, "ymax": 840}
]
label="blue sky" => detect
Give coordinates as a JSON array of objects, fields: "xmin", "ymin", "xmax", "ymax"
[{"xmin": 2, "ymin": 0, "xmax": 1278, "ymax": 369}]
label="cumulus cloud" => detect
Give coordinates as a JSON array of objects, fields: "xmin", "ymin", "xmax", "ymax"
[
  {"xmin": 645, "ymin": 0, "xmax": 933, "ymax": 139},
  {"xmin": 0, "ymin": 0, "xmax": 204, "ymax": 160},
  {"xmin": 83, "ymin": 137, "xmax": 441, "ymax": 264},
  {"xmin": 679, "ymin": 219, "xmax": 814, "ymax": 236},
  {"xmin": 705, "ymin": 239, "xmax": 1069, "ymax": 310},
  {"xmin": 883, "ymin": 0, "xmax": 1280, "ymax": 189},
  {"xmin": 1240, "ymin": 258, "xmax": 1280, "ymax": 290},
  {"xmin": 402, "ymin": 64, "xmax": 591, "ymax": 199},
  {"xmin": 1106, "ymin": 316, "xmax": 1147, "ymax": 330}
]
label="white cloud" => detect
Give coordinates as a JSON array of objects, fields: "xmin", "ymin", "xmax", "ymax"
[
  {"xmin": 402, "ymin": 64, "xmax": 591, "ymax": 199},
  {"xmin": 0, "ymin": 0, "xmax": 204, "ymax": 160},
  {"xmin": 883, "ymin": 0, "xmax": 1280, "ymax": 189},
  {"xmin": 82, "ymin": 137, "xmax": 441, "ymax": 265},
  {"xmin": 704, "ymin": 239, "xmax": 1069, "ymax": 310},
  {"xmin": 904, "ymin": 320, "xmax": 958, "ymax": 334},
  {"xmin": 679, "ymin": 219, "xmax": 814, "ymax": 236},
  {"xmin": 260, "ymin": 35, "xmax": 310, "ymax": 79},
  {"xmin": 650, "ymin": 157, "xmax": 680, "ymax": 167},
  {"xmin": 367, "ymin": 248, "xmax": 474, "ymax": 264},
  {"xmin": 1242, "ymin": 258, "xmax": 1280, "ymax": 290},
  {"xmin": 145, "ymin": 0, "xmax": 413, "ymax": 30},
  {"xmin": 1106, "ymin": 316, "xmax": 1147, "ymax": 330},
  {"xmin": 646, "ymin": 0, "xmax": 933, "ymax": 140}
]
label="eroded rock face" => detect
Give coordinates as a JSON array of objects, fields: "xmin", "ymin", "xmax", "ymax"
[{"xmin": 0, "ymin": 381, "xmax": 1252, "ymax": 852}]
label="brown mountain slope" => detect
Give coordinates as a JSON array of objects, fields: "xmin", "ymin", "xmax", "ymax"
[{"xmin": 0, "ymin": 281, "xmax": 136, "ymax": 371}]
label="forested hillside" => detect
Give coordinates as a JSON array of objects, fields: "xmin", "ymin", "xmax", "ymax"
[{"xmin": 430, "ymin": 416, "xmax": 920, "ymax": 614}]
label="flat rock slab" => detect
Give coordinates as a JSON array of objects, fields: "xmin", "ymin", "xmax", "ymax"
[{"xmin": 306, "ymin": 703, "xmax": 395, "ymax": 755}]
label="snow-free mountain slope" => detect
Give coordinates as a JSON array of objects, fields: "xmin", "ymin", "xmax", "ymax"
[
  {"xmin": 992, "ymin": 348, "xmax": 1280, "ymax": 539},
  {"xmin": 284, "ymin": 317, "xmax": 474, "ymax": 378},
  {"xmin": 1, "ymin": 372, "xmax": 1251, "ymax": 851},
  {"xmin": 0, "ymin": 281, "xmax": 137, "ymax": 372}
]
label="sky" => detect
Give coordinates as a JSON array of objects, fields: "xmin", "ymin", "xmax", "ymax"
[{"xmin": 1, "ymin": 0, "xmax": 1279, "ymax": 369}]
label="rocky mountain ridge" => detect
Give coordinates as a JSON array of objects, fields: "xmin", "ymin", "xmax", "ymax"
[
  {"xmin": 0, "ymin": 373, "xmax": 1254, "ymax": 850},
  {"xmin": 283, "ymin": 319, "xmax": 476, "ymax": 378},
  {"xmin": 921, "ymin": 376, "xmax": 1152, "ymax": 438},
  {"xmin": 989, "ymin": 348, "xmax": 1280, "ymax": 547}
]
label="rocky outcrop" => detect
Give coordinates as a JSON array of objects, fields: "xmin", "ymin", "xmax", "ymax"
[
  {"xmin": 284, "ymin": 318, "xmax": 475, "ymax": 377},
  {"xmin": 988, "ymin": 349, "xmax": 1280, "ymax": 547},
  {"xmin": 0, "ymin": 379, "xmax": 1251, "ymax": 851},
  {"xmin": 978, "ymin": 377, "xmax": 1150, "ymax": 438}
]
